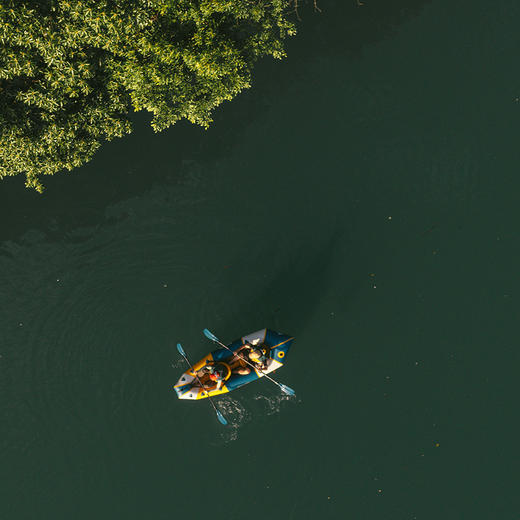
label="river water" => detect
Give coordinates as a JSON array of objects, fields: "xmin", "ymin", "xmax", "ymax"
[{"xmin": 1, "ymin": 1, "xmax": 519, "ymax": 518}]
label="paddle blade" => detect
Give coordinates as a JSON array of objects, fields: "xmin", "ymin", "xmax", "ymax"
[
  {"xmin": 280, "ymin": 384, "xmax": 296, "ymax": 396},
  {"xmin": 203, "ymin": 328, "xmax": 218, "ymax": 342},
  {"xmin": 176, "ymin": 343, "xmax": 186, "ymax": 357},
  {"xmin": 216, "ymin": 409, "xmax": 228, "ymax": 425}
]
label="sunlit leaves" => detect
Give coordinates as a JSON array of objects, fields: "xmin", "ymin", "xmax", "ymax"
[{"xmin": 0, "ymin": 0, "xmax": 294, "ymax": 191}]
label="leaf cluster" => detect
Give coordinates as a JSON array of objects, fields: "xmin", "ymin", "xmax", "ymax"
[{"xmin": 0, "ymin": 0, "xmax": 295, "ymax": 190}]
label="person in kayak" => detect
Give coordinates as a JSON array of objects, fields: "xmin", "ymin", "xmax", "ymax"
[
  {"xmin": 232, "ymin": 342, "xmax": 268, "ymax": 375},
  {"xmin": 196, "ymin": 364, "xmax": 225, "ymax": 390}
]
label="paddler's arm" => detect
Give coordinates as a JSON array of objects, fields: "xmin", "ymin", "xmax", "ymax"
[
  {"xmin": 230, "ymin": 344, "xmax": 248, "ymax": 361},
  {"xmin": 195, "ymin": 366, "xmax": 207, "ymax": 378}
]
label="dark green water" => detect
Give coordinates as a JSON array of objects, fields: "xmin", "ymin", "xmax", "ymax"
[{"xmin": 1, "ymin": 1, "xmax": 519, "ymax": 518}]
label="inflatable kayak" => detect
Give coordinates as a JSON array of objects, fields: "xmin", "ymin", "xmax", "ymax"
[{"xmin": 174, "ymin": 329, "xmax": 294, "ymax": 400}]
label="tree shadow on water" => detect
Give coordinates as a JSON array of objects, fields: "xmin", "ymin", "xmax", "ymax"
[
  {"xmin": 0, "ymin": 0, "xmax": 432, "ymax": 243},
  {"xmin": 0, "ymin": 117, "xmax": 205, "ymax": 243}
]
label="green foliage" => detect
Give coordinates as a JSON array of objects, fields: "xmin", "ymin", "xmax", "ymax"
[{"xmin": 0, "ymin": 0, "xmax": 295, "ymax": 191}]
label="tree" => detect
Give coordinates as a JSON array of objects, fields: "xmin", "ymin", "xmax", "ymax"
[{"xmin": 0, "ymin": 0, "xmax": 295, "ymax": 191}]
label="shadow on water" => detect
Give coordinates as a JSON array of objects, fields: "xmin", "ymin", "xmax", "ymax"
[
  {"xmin": 217, "ymin": 227, "xmax": 348, "ymax": 338},
  {"xmin": 0, "ymin": 0, "xmax": 431, "ymax": 244}
]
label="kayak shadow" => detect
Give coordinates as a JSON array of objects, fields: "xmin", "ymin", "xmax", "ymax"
[{"xmin": 219, "ymin": 226, "xmax": 356, "ymax": 339}]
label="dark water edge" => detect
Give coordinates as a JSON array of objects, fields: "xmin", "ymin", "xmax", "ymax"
[{"xmin": 2, "ymin": 1, "xmax": 520, "ymax": 519}]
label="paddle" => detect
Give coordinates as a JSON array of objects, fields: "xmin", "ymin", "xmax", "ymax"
[
  {"xmin": 176, "ymin": 343, "xmax": 227, "ymax": 426},
  {"xmin": 202, "ymin": 329, "xmax": 296, "ymax": 396}
]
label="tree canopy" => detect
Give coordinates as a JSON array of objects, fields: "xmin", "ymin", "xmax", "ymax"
[{"xmin": 0, "ymin": 0, "xmax": 295, "ymax": 191}]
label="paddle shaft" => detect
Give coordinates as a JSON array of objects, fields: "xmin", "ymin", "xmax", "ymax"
[
  {"xmin": 177, "ymin": 350, "xmax": 224, "ymax": 416},
  {"xmin": 212, "ymin": 338, "xmax": 286, "ymax": 390}
]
